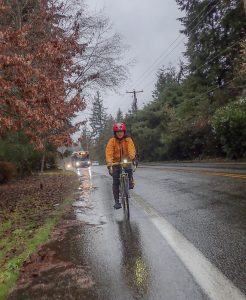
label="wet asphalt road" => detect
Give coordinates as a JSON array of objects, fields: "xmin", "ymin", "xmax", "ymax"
[
  {"xmin": 87, "ymin": 163, "xmax": 246, "ymax": 299},
  {"xmin": 72, "ymin": 172, "xmax": 206, "ymax": 299},
  {"xmin": 9, "ymin": 163, "xmax": 246, "ymax": 300}
]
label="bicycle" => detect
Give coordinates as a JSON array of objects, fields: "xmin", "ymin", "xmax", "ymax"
[{"xmin": 109, "ymin": 160, "xmax": 136, "ymax": 220}]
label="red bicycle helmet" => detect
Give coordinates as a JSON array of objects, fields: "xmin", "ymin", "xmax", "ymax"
[{"xmin": 113, "ymin": 123, "xmax": 126, "ymax": 132}]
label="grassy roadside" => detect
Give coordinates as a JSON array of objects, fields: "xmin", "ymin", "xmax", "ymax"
[
  {"xmin": 0, "ymin": 170, "xmax": 78, "ymax": 300},
  {"xmin": 139, "ymin": 159, "xmax": 246, "ymax": 166}
]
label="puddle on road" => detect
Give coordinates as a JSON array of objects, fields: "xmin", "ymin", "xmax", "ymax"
[
  {"xmin": 8, "ymin": 168, "xmax": 97, "ymax": 300},
  {"xmin": 73, "ymin": 200, "xmax": 91, "ymax": 208},
  {"xmin": 73, "ymin": 169, "xmax": 108, "ymax": 227},
  {"xmin": 76, "ymin": 210, "xmax": 107, "ymax": 226}
]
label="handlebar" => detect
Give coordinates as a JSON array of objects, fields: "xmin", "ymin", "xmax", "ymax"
[
  {"xmin": 108, "ymin": 161, "xmax": 132, "ymax": 166},
  {"xmin": 107, "ymin": 160, "xmax": 137, "ymax": 172}
]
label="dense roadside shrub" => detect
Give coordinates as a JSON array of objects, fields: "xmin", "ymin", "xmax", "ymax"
[
  {"xmin": 0, "ymin": 132, "xmax": 42, "ymax": 176},
  {"xmin": 212, "ymin": 98, "xmax": 246, "ymax": 158},
  {"xmin": 0, "ymin": 161, "xmax": 16, "ymax": 183},
  {"xmin": 0, "ymin": 132, "xmax": 59, "ymax": 177}
]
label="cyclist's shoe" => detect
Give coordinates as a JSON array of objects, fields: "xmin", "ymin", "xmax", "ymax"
[
  {"xmin": 129, "ymin": 179, "xmax": 134, "ymax": 189},
  {"xmin": 114, "ymin": 202, "xmax": 122, "ymax": 209}
]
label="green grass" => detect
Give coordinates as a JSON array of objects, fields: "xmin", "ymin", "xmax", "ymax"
[
  {"xmin": 0, "ymin": 197, "xmax": 74, "ymax": 300},
  {"xmin": 39, "ymin": 169, "xmax": 75, "ymax": 176}
]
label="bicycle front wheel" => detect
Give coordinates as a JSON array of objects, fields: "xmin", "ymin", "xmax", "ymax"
[
  {"xmin": 122, "ymin": 176, "xmax": 130, "ymax": 220},
  {"xmin": 120, "ymin": 178, "xmax": 125, "ymax": 209}
]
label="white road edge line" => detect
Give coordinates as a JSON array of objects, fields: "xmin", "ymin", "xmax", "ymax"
[{"xmin": 133, "ymin": 195, "xmax": 246, "ymax": 300}]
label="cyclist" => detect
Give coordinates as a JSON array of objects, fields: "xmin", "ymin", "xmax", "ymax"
[{"xmin": 105, "ymin": 123, "xmax": 136, "ymax": 209}]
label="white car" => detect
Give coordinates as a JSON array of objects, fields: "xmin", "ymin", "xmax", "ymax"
[{"xmin": 92, "ymin": 161, "xmax": 99, "ymax": 166}]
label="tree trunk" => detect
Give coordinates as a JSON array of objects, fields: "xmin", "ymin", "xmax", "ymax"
[
  {"xmin": 41, "ymin": 151, "xmax": 45, "ymax": 173},
  {"xmin": 61, "ymin": 153, "xmax": 66, "ymax": 172}
]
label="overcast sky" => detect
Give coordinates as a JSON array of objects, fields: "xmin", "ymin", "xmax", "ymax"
[{"xmin": 83, "ymin": 0, "xmax": 185, "ymax": 118}]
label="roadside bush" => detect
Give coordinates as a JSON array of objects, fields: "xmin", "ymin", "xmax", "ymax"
[
  {"xmin": 0, "ymin": 161, "xmax": 16, "ymax": 183},
  {"xmin": 212, "ymin": 98, "xmax": 246, "ymax": 158},
  {"xmin": 0, "ymin": 132, "xmax": 42, "ymax": 176}
]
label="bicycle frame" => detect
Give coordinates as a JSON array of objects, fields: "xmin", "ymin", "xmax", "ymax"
[
  {"xmin": 109, "ymin": 161, "xmax": 133, "ymax": 219},
  {"xmin": 119, "ymin": 167, "xmax": 130, "ymax": 199}
]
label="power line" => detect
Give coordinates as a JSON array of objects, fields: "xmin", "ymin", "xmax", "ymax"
[
  {"xmin": 154, "ymin": 76, "xmax": 242, "ymax": 116},
  {"xmin": 132, "ymin": 1, "xmax": 214, "ymax": 88},
  {"xmin": 192, "ymin": 41, "xmax": 239, "ymax": 74},
  {"xmin": 142, "ymin": 40, "xmax": 239, "ymax": 91},
  {"xmin": 138, "ymin": 1, "xmax": 222, "ymax": 88},
  {"xmin": 191, "ymin": 76, "xmax": 242, "ymax": 102},
  {"xmin": 132, "ymin": 35, "xmax": 182, "ymax": 88},
  {"xmin": 142, "ymin": 3, "xmax": 238, "ymax": 91},
  {"xmin": 132, "ymin": 0, "xmax": 220, "ymax": 89}
]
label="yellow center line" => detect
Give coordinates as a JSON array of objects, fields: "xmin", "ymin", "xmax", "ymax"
[
  {"xmin": 148, "ymin": 167, "xmax": 246, "ymax": 180},
  {"xmin": 201, "ymin": 172, "xmax": 246, "ymax": 179}
]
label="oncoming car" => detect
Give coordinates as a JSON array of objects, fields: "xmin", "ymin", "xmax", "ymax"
[{"xmin": 71, "ymin": 151, "xmax": 91, "ymax": 168}]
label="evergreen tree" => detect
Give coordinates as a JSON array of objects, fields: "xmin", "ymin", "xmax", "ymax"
[
  {"xmin": 116, "ymin": 108, "xmax": 124, "ymax": 122},
  {"xmin": 152, "ymin": 66, "xmax": 179, "ymax": 102},
  {"xmin": 79, "ymin": 125, "xmax": 91, "ymax": 151},
  {"xmin": 176, "ymin": 0, "xmax": 246, "ymax": 104},
  {"xmin": 89, "ymin": 115, "xmax": 115, "ymax": 163},
  {"xmin": 88, "ymin": 93, "xmax": 116, "ymax": 163},
  {"xmin": 89, "ymin": 91, "xmax": 108, "ymax": 140}
]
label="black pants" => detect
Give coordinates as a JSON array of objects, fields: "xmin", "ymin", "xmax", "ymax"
[{"xmin": 112, "ymin": 166, "xmax": 133, "ymax": 202}]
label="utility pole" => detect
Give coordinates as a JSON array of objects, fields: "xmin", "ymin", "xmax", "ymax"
[
  {"xmin": 244, "ymin": 0, "xmax": 246, "ymax": 15},
  {"xmin": 126, "ymin": 89, "xmax": 143, "ymax": 113}
]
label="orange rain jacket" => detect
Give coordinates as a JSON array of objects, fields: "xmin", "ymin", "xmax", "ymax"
[{"xmin": 105, "ymin": 136, "xmax": 136, "ymax": 164}]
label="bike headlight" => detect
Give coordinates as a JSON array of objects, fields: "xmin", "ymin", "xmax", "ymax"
[
  {"xmin": 76, "ymin": 161, "xmax": 80, "ymax": 166},
  {"xmin": 123, "ymin": 159, "xmax": 128, "ymax": 163},
  {"xmin": 67, "ymin": 164, "xmax": 71, "ymax": 168}
]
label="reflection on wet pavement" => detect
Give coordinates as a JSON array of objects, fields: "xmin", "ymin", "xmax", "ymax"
[{"xmin": 117, "ymin": 220, "xmax": 150, "ymax": 299}]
